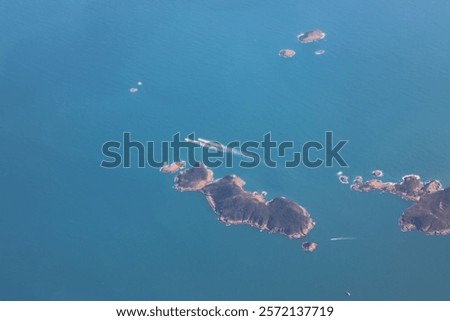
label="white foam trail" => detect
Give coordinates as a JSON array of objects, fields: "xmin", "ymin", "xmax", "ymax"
[
  {"xmin": 189, "ymin": 137, "xmax": 254, "ymax": 159},
  {"xmin": 330, "ymin": 237, "xmax": 357, "ymax": 241},
  {"xmin": 231, "ymin": 149, "xmax": 254, "ymax": 160}
]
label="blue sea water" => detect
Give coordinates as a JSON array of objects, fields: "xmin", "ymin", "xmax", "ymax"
[{"xmin": 1, "ymin": 0, "xmax": 449, "ymax": 300}]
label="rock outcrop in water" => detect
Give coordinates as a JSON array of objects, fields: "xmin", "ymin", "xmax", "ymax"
[
  {"xmin": 351, "ymin": 174, "xmax": 450, "ymax": 235},
  {"xmin": 297, "ymin": 29, "xmax": 326, "ymax": 43},
  {"xmin": 351, "ymin": 174, "xmax": 443, "ymax": 202},
  {"xmin": 173, "ymin": 164, "xmax": 314, "ymax": 239},
  {"xmin": 160, "ymin": 161, "xmax": 185, "ymax": 174},
  {"xmin": 302, "ymin": 241, "xmax": 318, "ymax": 252}
]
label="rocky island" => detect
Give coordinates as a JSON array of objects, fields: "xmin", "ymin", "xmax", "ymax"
[
  {"xmin": 298, "ymin": 29, "xmax": 326, "ymax": 43},
  {"xmin": 173, "ymin": 164, "xmax": 315, "ymax": 239},
  {"xmin": 278, "ymin": 49, "xmax": 296, "ymax": 58},
  {"xmin": 351, "ymin": 173, "xmax": 450, "ymax": 235},
  {"xmin": 302, "ymin": 241, "xmax": 318, "ymax": 252},
  {"xmin": 173, "ymin": 163, "xmax": 213, "ymax": 192},
  {"xmin": 400, "ymin": 188, "xmax": 450, "ymax": 235}
]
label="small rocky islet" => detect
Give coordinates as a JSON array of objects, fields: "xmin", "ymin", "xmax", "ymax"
[
  {"xmin": 174, "ymin": 164, "xmax": 315, "ymax": 239},
  {"xmin": 160, "ymin": 160, "xmax": 449, "ymax": 254},
  {"xmin": 278, "ymin": 49, "xmax": 296, "ymax": 58},
  {"xmin": 160, "ymin": 161, "xmax": 185, "ymax": 174},
  {"xmin": 297, "ymin": 29, "xmax": 326, "ymax": 43}
]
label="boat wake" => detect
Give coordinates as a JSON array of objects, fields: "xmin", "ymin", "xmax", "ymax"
[
  {"xmin": 185, "ymin": 137, "xmax": 254, "ymax": 160},
  {"xmin": 330, "ymin": 237, "xmax": 357, "ymax": 241}
]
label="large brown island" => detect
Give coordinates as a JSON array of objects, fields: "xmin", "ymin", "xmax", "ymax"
[{"xmin": 174, "ymin": 164, "xmax": 314, "ymax": 239}]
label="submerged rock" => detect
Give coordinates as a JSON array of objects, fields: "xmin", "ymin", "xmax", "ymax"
[
  {"xmin": 372, "ymin": 170, "xmax": 384, "ymax": 178},
  {"xmin": 339, "ymin": 175, "xmax": 349, "ymax": 184},
  {"xmin": 314, "ymin": 49, "xmax": 326, "ymax": 55}
]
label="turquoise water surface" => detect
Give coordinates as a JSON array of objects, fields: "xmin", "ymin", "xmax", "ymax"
[{"xmin": 1, "ymin": 1, "xmax": 449, "ymax": 300}]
